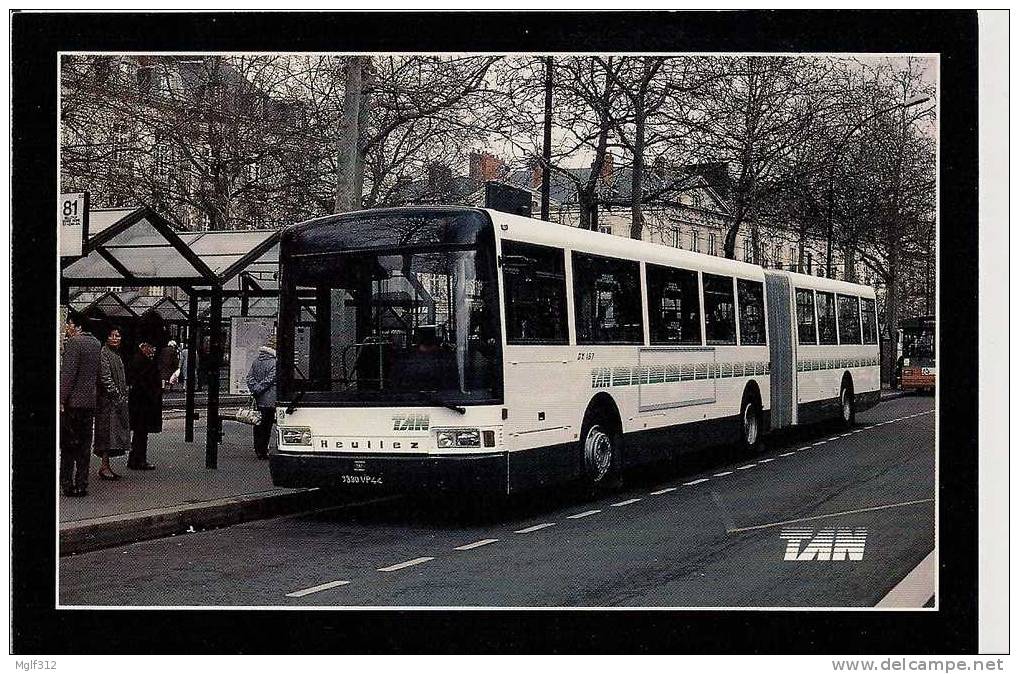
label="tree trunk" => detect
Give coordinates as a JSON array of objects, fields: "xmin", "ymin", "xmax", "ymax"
[
  {"xmin": 541, "ymin": 56, "xmax": 553, "ymax": 221},
  {"xmin": 629, "ymin": 105, "xmax": 646, "ymax": 240},
  {"xmin": 335, "ymin": 56, "xmax": 366, "ymax": 214}
]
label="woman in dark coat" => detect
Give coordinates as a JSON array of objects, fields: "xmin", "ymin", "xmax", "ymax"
[
  {"xmin": 127, "ymin": 341, "xmax": 163, "ymax": 470},
  {"xmin": 93, "ymin": 327, "xmax": 130, "ymax": 479}
]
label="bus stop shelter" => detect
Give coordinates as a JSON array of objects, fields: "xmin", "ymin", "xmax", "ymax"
[{"xmin": 61, "ymin": 205, "xmax": 281, "ymax": 468}]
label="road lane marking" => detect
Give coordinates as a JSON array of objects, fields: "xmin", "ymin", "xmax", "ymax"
[
  {"xmin": 827, "ymin": 437, "xmax": 840, "ymax": 441},
  {"xmin": 779, "ymin": 452, "xmax": 795, "ymax": 457},
  {"xmin": 877, "ymin": 550, "xmax": 936, "ymax": 608},
  {"xmin": 712, "ymin": 471, "xmax": 733, "ymax": 477},
  {"xmin": 610, "ymin": 498, "xmax": 641, "ymax": 507},
  {"xmin": 514, "ymin": 522, "xmax": 556, "ymax": 534},
  {"xmin": 758, "ymin": 458, "xmax": 774, "ymax": 463},
  {"xmin": 839, "ymin": 433, "xmax": 851, "ymax": 438},
  {"xmin": 378, "ymin": 557, "xmax": 435, "ymax": 572},
  {"xmin": 285, "ymin": 580, "xmax": 351, "ymax": 597},
  {"xmin": 649, "ymin": 487, "xmax": 677, "ymax": 495},
  {"xmin": 454, "ymin": 539, "xmax": 498, "ymax": 551},
  {"xmin": 812, "ymin": 441, "xmax": 826, "ymax": 446},
  {"xmin": 567, "ymin": 509, "xmax": 602, "ymax": 519},
  {"xmin": 797, "ymin": 447, "xmax": 811, "ymax": 451},
  {"xmin": 852, "ymin": 429, "xmax": 864, "ymax": 434},
  {"xmin": 683, "ymin": 478, "xmax": 710, "ymax": 486},
  {"xmin": 736, "ymin": 463, "xmax": 756, "ymax": 470},
  {"xmin": 727, "ymin": 498, "xmax": 934, "ymax": 534}
]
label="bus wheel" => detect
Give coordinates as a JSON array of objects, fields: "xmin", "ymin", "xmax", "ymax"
[
  {"xmin": 580, "ymin": 418, "xmax": 619, "ymax": 491},
  {"xmin": 840, "ymin": 383, "xmax": 856, "ymax": 427},
  {"xmin": 738, "ymin": 395, "xmax": 762, "ymax": 454}
]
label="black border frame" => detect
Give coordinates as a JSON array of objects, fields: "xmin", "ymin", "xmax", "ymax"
[{"xmin": 12, "ymin": 10, "xmax": 979, "ymax": 654}]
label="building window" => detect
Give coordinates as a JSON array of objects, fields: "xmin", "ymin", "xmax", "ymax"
[
  {"xmin": 743, "ymin": 237, "xmax": 752, "ymax": 263},
  {"xmin": 703, "ymin": 274, "xmax": 736, "ymax": 345},
  {"xmin": 796, "ymin": 289, "xmax": 817, "ymax": 345},
  {"xmin": 737, "ymin": 279, "xmax": 766, "ymax": 345},
  {"xmin": 598, "ymin": 224, "xmax": 612, "ymax": 235},
  {"xmin": 708, "ymin": 232, "xmax": 717, "ymax": 256},
  {"xmin": 690, "ymin": 229, "xmax": 700, "ymax": 253},
  {"xmin": 502, "ymin": 240, "xmax": 568, "ymax": 344},
  {"xmin": 646, "ymin": 264, "xmax": 701, "ymax": 345},
  {"xmin": 670, "ymin": 226, "xmax": 680, "ymax": 248},
  {"xmin": 806, "ymin": 252, "xmax": 813, "ymax": 274},
  {"xmin": 572, "ymin": 252, "xmax": 643, "ymax": 344},
  {"xmin": 789, "ymin": 247, "xmax": 797, "ymax": 271}
]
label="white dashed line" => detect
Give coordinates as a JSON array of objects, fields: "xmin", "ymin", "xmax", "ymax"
[
  {"xmin": 650, "ymin": 487, "xmax": 678, "ymax": 495},
  {"xmin": 514, "ymin": 522, "xmax": 556, "ymax": 534},
  {"xmin": 852, "ymin": 429, "xmax": 864, "ymax": 434},
  {"xmin": 839, "ymin": 433, "xmax": 851, "ymax": 438},
  {"xmin": 713, "ymin": 471, "xmax": 733, "ymax": 477},
  {"xmin": 758, "ymin": 458, "xmax": 774, "ymax": 463},
  {"xmin": 377, "ymin": 557, "xmax": 435, "ymax": 572},
  {"xmin": 827, "ymin": 437, "xmax": 840, "ymax": 442},
  {"xmin": 454, "ymin": 539, "xmax": 498, "ymax": 551},
  {"xmin": 797, "ymin": 446, "xmax": 812, "ymax": 451},
  {"xmin": 779, "ymin": 452, "xmax": 795, "ymax": 457},
  {"xmin": 567, "ymin": 509, "xmax": 602, "ymax": 519},
  {"xmin": 683, "ymin": 478, "xmax": 710, "ymax": 486},
  {"xmin": 285, "ymin": 580, "xmax": 350, "ymax": 597},
  {"xmin": 610, "ymin": 498, "xmax": 642, "ymax": 507},
  {"xmin": 812, "ymin": 441, "xmax": 826, "ymax": 446},
  {"xmin": 737, "ymin": 464, "xmax": 757, "ymax": 470}
]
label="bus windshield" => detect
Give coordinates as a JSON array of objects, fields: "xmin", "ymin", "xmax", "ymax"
[
  {"xmin": 279, "ymin": 211, "xmax": 502, "ymax": 406},
  {"xmin": 901, "ymin": 328, "xmax": 935, "ymax": 360}
]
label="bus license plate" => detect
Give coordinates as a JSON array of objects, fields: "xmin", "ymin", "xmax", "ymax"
[{"xmin": 340, "ymin": 474, "xmax": 383, "ymax": 486}]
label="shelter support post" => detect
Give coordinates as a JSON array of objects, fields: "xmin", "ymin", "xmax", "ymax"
[
  {"xmin": 205, "ymin": 287, "xmax": 223, "ymax": 468},
  {"xmin": 185, "ymin": 292, "xmax": 198, "ymax": 443}
]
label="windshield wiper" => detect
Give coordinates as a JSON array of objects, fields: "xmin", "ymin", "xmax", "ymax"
[{"xmin": 423, "ymin": 392, "xmax": 466, "ymax": 415}]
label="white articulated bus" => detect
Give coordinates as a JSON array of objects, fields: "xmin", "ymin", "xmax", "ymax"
[{"xmin": 270, "ymin": 206, "xmax": 881, "ymax": 494}]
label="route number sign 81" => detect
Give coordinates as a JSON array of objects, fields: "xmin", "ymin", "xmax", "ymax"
[{"xmin": 59, "ymin": 192, "xmax": 89, "ymax": 258}]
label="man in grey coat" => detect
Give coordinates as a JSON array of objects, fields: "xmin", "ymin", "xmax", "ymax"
[
  {"xmin": 60, "ymin": 312, "xmax": 102, "ymax": 497},
  {"xmin": 245, "ymin": 334, "xmax": 277, "ymax": 460}
]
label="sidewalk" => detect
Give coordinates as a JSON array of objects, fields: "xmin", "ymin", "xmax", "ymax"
[{"xmin": 59, "ymin": 416, "xmax": 341, "ymax": 555}]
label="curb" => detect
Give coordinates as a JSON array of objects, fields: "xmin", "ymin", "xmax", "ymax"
[
  {"xmin": 59, "ymin": 488, "xmax": 348, "ymax": 556},
  {"xmin": 880, "ymin": 389, "xmax": 908, "ymax": 402}
]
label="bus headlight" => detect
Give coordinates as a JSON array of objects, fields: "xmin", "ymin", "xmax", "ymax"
[
  {"xmin": 280, "ymin": 426, "xmax": 312, "ymax": 446},
  {"xmin": 436, "ymin": 428, "xmax": 481, "ymax": 448}
]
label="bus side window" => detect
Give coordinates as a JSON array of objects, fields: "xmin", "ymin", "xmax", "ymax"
[
  {"xmin": 502, "ymin": 240, "xmax": 568, "ymax": 345},
  {"xmin": 861, "ymin": 298, "xmax": 878, "ymax": 344},
  {"xmin": 795, "ymin": 288, "xmax": 817, "ymax": 345},
  {"xmin": 837, "ymin": 294, "xmax": 862, "ymax": 345},
  {"xmin": 703, "ymin": 273, "xmax": 737, "ymax": 345},
  {"xmin": 816, "ymin": 291, "xmax": 838, "ymax": 345},
  {"xmin": 736, "ymin": 278, "xmax": 766, "ymax": 345},
  {"xmin": 572, "ymin": 252, "xmax": 643, "ymax": 345},
  {"xmin": 646, "ymin": 263, "xmax": 701, "ymax": 345}
]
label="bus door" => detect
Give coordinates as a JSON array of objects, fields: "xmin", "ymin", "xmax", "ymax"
[{"xmin": 764, "ymin": 271, "xmax": 795, "ymax": 428}]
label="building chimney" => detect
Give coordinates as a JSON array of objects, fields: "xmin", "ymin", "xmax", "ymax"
[
  {"xmin": 531, "ymin": 158, "xmax": 542, "ymax": 189},
  {"xmin": 598, "ymin": 153, "xmax": 614, "ymax": 183}
]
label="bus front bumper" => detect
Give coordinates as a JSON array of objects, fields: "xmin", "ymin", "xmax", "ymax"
[{"xmin": 269, "ymin": 450, "xmax": 508, "ymax": 494}]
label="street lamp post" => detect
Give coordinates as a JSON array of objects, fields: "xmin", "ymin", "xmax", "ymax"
[{"xmin": 824, "ymin": 95, "xmax": 930, "ymax": 279}]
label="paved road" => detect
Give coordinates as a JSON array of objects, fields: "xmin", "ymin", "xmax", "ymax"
[{"xmin": 60, "ymin": 395, "xmax": 935, "ymax": 608}]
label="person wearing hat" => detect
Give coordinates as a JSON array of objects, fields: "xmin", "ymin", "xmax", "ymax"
[
  {"xmin": 127, "ymin": 340, "xmax": 163, "ymax": 470},
  {"xmin": 245, "ymin": 334, "xmax": 277, "ymax": 460}
]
